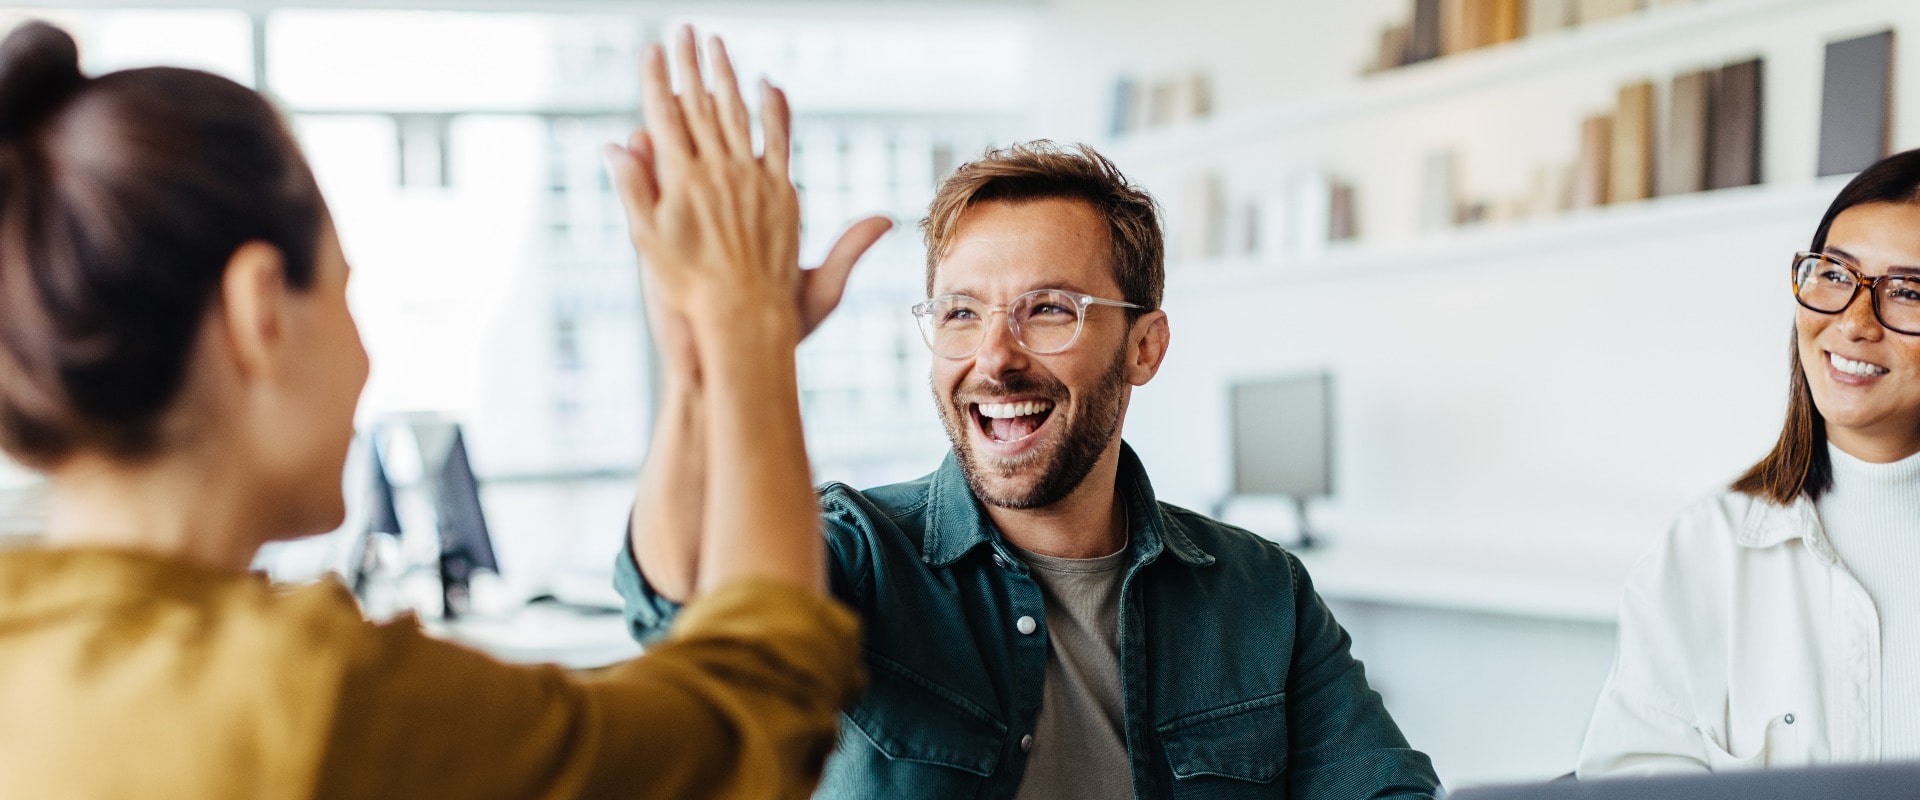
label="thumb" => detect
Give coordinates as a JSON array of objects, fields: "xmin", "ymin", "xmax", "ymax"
[
  {"xmin": 799, "ymin": 215, "xmax": 894, "ymax": 337},
  {"xmin": 602, "ymin": 138, "xmax": 659, "ymax": 234}
]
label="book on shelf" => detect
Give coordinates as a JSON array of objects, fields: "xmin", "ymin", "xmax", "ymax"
[
  {"xmin": 1443, "ymin": 0, "xmax": 1472, "ymax": 55},
  {"xmin": 1817, "ymin": 30, "xmax": 1894, "ymax": 178},
  {"xmin": 1109, "ymin": 77, "xmax": 1136, "ymax": 137},
  {"xmin": 1525, "ymin": 162, "xmax": 1575, "ymax": 216},
  {"xmin": 1329, "ymin": 180, "xmax": 1359, "ymax": 242},
  {"xmin": 1375, "ymin": 23, "xmax": 1414, "ymax": 72},
  {"xmin": 1290, "ymin": 172, "xmax": 1334, "ymax": 260},
  {"xmin": 1489, "ymin": 0, "xmax": 1525, "ymax": 45},
  {"xmin": 1257, "ymin": 185, "xmax": 1290, "ymax": 265},
  {"xmin": 1660, "ymin": 69, "xmax": 1713, "ymax": 196},
  {"xmin": 1466, "ymin": 0, "xmax": 1492, "ymax": 50},
  {"xmin": 1571, "ymin": 114, "xmax": 1614, "ymax": 209},
  {"xmin": 1174, "ymin": 172, "xmax": 1226, "ymax": 263},
  {"xmin": 1421, "ymin": 150, "xmax": 1461, "ymax": 230},
  {"xmin": 1527, "ymin": 0, "xmax": 1574, "ymax": 35},
  {"xmin": 1707, "ymin": 57, "xmax": 1764, "ymax": 190},
  {"xmin": 1410, "ymin": 0, "xmax": 1444, "ymax": 63},
  {"xmin": 1609, "ymin": 80, "xmax": 1654, "ymax": 204},
  {"xmin": 1229, "ymin": 201, "xmax": 1261, "ymax": 257},
  {"xmin": 1575, "ymin": 0, "xmax": 1642, "ymax": 25},
  {"xmin": 1174, "ymin": 71, "xmax": 1214, "ymax": 121},
  {"xmin": 1147, "ymin": 80, "xmax": 1179, "ymax": 128}
]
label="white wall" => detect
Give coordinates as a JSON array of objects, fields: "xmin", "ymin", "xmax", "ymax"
[{"xmin": 1026, "ymin": 0, "xmax": 1920, "ymax": 787}]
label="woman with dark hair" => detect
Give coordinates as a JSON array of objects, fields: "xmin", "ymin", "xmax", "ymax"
[
  {"xmin": 1578, "ymin": 149, "xmax": 1920, "ymax": 775},
  {"xmin": 0, "ymin": 20, "xmax": 880, "ymax": 798}
]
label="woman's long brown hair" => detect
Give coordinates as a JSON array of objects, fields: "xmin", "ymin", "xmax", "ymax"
[{"xmin": 1732, "ymin": 149, "xmax": 1920, "ymax": 504}]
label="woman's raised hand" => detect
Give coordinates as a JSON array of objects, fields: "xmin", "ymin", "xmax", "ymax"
[{"xmin": 605, "ymin": 27, "xmax": 890, "ymax": 343}]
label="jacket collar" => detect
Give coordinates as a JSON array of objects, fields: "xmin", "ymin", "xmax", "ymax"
[
  {"xmin": 1736, "ymin": 492, "xmax": 1841, "ymax": 565},
  {"xmin": 920, "ymin": 441, "xmax": 1215, "ymax": 570}
]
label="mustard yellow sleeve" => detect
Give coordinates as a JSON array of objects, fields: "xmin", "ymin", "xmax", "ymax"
[{"xmin": 312, "ymin": 580, "xmax": 863, "ymax": 800}]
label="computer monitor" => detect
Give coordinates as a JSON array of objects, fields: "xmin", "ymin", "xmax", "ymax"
[
  {"xmin": 349, "ymin": 434, "xmax": 403, "ymax": 599},
  {"xmin": 348, "ymin": 416, "xmax": 499, "ymax": 619},
  {"xmin": 406, "ymin": 419, "xmax": 499, "ymax": 619},
  {"xmin": 1227, "ymin": 372, "xmax": 1333, "ymax": 547}
]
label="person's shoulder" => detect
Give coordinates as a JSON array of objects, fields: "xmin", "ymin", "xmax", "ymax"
[
  {"xmin": 816, "ymin": 472, "xmax": 934, "ymax": 526},
  {"xmin": 1157, "ymin": 502, "xmax": 1295, "ymax": 565},
  {"xmin": 1623, "ymin": 487, "xmax": 1798, "ymax": 600},
  {"xmin": 1662, "ymin": 487, "xmax": 1788, "ymax": 556},
  {"xmin": 245, "ymin": 576, "xmax": 381, "ymax": 652}
]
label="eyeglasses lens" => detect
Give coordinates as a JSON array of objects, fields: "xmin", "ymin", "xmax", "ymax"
[
  {"xmin": 1795, "ymin": 255, "xmax": 1920, "ymax": 334},
  {"xmin": 916, "ymin": 291, "xmax": 1086, "ymax": 358}
]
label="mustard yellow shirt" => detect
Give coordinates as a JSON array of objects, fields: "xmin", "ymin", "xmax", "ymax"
[{"xmin": 0, "ymin": 547, "xmax": 862, "ymax": 799}]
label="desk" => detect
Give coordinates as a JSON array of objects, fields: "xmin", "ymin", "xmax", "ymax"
[
  {"xmin": 424, "ymin": 602, "xmax": 642, "ymax": 669},
  {"xmin": 1281, "ymin": 538, "xmax": 1637, "ymax": 786},
  {"xmin": 1291, "ymin": 538, "xmax": 1640, "ymax": 624}
]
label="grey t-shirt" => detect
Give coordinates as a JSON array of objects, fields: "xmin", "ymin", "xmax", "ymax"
[{"xmin": 1009, "ymin": 542, "xmax": 1131, "ymax": 800}]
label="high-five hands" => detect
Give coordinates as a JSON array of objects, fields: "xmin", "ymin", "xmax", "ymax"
[{"xmin": 605, "ymin": 27, "xmax": 892, "ymax": 353}]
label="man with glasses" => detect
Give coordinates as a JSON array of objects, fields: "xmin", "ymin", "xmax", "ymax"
[{"xmin": 617, "ymin": 140, "xmax": 1440, "ymax": 799}]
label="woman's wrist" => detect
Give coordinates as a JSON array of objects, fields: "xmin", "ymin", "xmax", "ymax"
[{"xmin": 685, "ymin": 288, "xmax": 802, "ymax": 354}]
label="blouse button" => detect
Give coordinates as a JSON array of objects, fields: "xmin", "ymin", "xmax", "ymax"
[
  {"xmin": 1016, "ymin": 615, "xmax": 1038, "ymax": 635},
  {"xmin": 1785, "ymin": 713, "xmax": 1796, "ymax": 725}
]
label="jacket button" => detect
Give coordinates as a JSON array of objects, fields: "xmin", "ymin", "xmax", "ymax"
[
  {"xmin": 1020, "ymin": 734, "xmax": 1034, "ymax": 752},
  {"xmin": 1016, "ymin": 615, "xmax": 1038, "ymax": 635},
  {"xmin": 1785, "ymin": 713, "xmax": 1795, "ymax": 725}
]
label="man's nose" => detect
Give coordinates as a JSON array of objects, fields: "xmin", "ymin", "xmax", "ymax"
[{"xmin": 969, "ymin": 309, "xmax": 1029, "ymax": 379}]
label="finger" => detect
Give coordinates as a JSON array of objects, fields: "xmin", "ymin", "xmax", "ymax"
[
  {"xmin": 760, "ymin": 79, "xmax": 792, "ymax": 179},
  {"xmin": 602, "ymin": 142, "xmax": 658, "ymax": 235},
  {"xmin": 707, "ymin": 36, "xmax": 755, "ymax": 159},
  {"xmin": 631, "ymin": 129, "xmax": 657, "ymax": 170},
  {"xmin": 672, "ymin": 25, "xmax": 726, "ymax": 158},
  {"xmin": 799, "ymin": 215, "xmax": 894, "ymax": 336},
  {"xmin": 639, "ymin": 43, "xmax": 693, "ymax": 166}
]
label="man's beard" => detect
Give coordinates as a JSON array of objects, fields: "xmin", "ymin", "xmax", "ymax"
[{"xmin": 936, "ymin": 345, "xmax": 1130, "ymax": 510}]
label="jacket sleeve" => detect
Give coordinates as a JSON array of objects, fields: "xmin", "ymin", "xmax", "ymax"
[
  {"xmin": 615, "ymin": 530, "xmax": 685, "ymax": 645},
  {"xmin": 1576, "ymin": 511, "xmax": 1719, "ymax": 777},
  {"xmin": 1283, "ymin": 552, "xmax": 1443, "ymax": 800},
  {"xmin": 314, "ymin": 579, "xmax": 864, "ymax": 800}
]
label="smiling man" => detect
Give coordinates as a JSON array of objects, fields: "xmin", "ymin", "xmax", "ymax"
[{"xmin": 618, "ymin": 141, "xmax": 1440, "ymax": 799}]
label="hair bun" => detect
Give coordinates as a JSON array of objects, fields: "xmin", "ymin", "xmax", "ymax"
[{"xmin": 0, "ymin": 21, "xmax": 85, "ymax": 140}]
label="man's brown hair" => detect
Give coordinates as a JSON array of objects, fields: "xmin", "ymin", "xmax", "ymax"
[{"xmin": 920, "ymin": 140, "xmax": 1162, "ymax": 315}]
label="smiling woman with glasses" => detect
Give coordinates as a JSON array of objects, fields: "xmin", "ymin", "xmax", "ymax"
[{"xmin": 1580, "ymin": 149, "xmax": 1920, "ymax": 776}]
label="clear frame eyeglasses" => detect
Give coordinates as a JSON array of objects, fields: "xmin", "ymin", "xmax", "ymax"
[
  {"xmin": 1792, "ymin": 251, "xmax": 1920, "ymax": 335},
  {"xmin": 910, "ymin": 289, "xmax": 1143, "ymax": 359}
]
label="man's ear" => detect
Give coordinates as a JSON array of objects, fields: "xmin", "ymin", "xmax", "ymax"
[
  {"xmin": 1125, "ymin": 309, "xmax": 1170, "ymax": 387},
  {"xmin": 216, "ymin": 241, "xmax": 289, "ymax": 381}
]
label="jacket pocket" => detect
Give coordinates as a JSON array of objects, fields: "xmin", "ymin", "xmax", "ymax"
[
  {"xmin": 1697, "ymin": 713, "xmax": 1799, "ymax": 770},
  {"xmin": 1159, "ymin": 692, "xmax": 1289, "ymax": 798},
  {"xmin": 839, "ymin": 651, "xmax": 1005, "ymax": 781}
]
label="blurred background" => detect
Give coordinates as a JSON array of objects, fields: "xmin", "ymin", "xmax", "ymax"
[{"xmin": 2, "ymin": 0, "xmax": 1914, "ymax": 788}]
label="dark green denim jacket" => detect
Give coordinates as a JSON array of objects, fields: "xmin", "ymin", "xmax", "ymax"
[{"xmin": 617, "ymin": 444, "xmax": 1440, "ymax": 799}]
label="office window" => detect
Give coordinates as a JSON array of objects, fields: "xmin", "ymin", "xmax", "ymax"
[{"xmin": 0, "ymin": 9, "xmax": 254, "ymax": 85}]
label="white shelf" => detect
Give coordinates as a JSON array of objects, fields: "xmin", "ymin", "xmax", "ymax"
[
  {"xmin": 1104, "ymin": 0, "xmax": 1812, "ymax": 161},
  {"xmin": 1292, "ymin": 538, "xmax": 1638, "ymax": 624},
  {"xmin": 1165, "ymin": 173, "xmax": 1849, "ymax": 293}
]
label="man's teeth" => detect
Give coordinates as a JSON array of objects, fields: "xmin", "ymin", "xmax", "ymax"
[
  {"xmin": 978, "ymin": 400, "xmax": 1053, "ymax": 419},
  {"xmin": 1830, "ymin": 352, "xmax": 1890, "ymax": 377}
]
